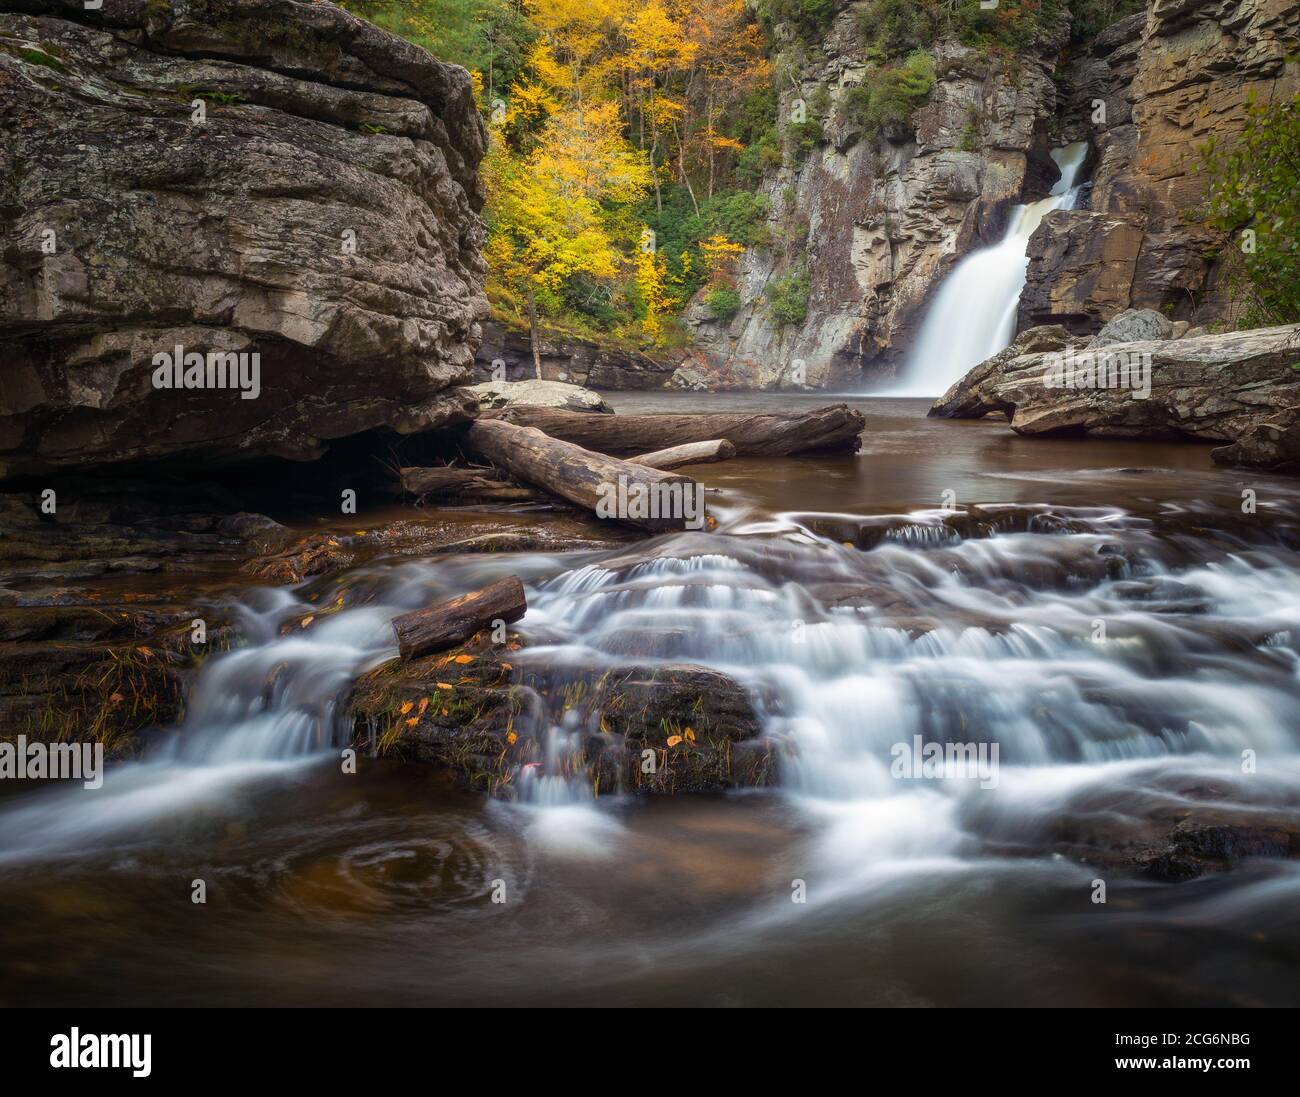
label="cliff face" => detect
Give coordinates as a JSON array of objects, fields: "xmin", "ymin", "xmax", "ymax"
[
  {"xmin": 1021, "ymin": 0, "xmax": 1300, "ymax": 332},
  {"xmin": 675, "ymin": 6, "xmax": 1067, "ymax": 390},
  {"xmin": 0, "ymin": 0, "xmax": 488, "ymax": 479},
  {"xmin": 673, "ymin": 0, "xmax": 1300, "ymax": 391}
]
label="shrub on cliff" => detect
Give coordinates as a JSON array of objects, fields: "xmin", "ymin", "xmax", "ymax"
[
  {"xmin": 1199, "ymin": 93, "xmax": 1300, "ymax": 328},
  {"xmin": 766, "ymin": 265, "xmax": 811, "ymax": 326},
  {"xmin": 705, "ymin": 286, "xmax": 743, "ymax": 320},
  {"xmin": 845, "ymin": 49, "xmax": 935, "ymax": 141}
]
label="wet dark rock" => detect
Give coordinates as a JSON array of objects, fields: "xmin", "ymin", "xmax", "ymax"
[
  {"xmin": 0, "ymin": 603, "xmax": 232, "ymax": 756},
  {"xmin": 1212, "ymin": 416, "xmax": 1300, "ymax": 474},
  {"xmin": 347, "ymin": 633, "xmax": 774, "ymax": 797}
]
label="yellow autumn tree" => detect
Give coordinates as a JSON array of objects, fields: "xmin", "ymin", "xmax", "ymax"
[{"xmin": 484, "ymin": 98, "xmax": 651, "ymax": 373}]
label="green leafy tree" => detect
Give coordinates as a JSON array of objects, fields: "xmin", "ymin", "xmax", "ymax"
[{"xmin": 1200, "ymin": 94, "xmax": 1300, "ymax": 328}]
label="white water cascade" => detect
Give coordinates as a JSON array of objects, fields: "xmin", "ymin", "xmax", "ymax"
[{"xmin": 889, "ymin": 141, "xmax": 1089, "ymax": 397}]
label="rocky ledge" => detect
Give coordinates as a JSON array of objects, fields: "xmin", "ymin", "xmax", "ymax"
[
  {"xmin": 0, "ymin": 0, "xmax": 488, "ymax": 477},
  {"xmin": 347, "ymin": 631, "xmax": 776, "ymax": 797},
  {"xmin": 929, "ymin": 315, "xmax": 1300, "ymax": 468}
]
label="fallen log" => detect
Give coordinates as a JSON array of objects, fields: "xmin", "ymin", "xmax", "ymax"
[
  {"xmin": 399, "ymin": 467, "xmax": 496, "ymax": 495},
  {"xmin": 463, "ymin": 418, "xmax": 704, "ymax": 532},
  {"xmin": 483, "ymin": 403, "xmax": 864, "ymax": 457},
  {"xmin": 630, "ymin": 438, "xmax": 736, "ymax": 470},
  {"xmin": 392, "ymin": 576, "xmax": 527, "ymax": 661},
  {"xmin": 398, "ymin": 466, "xmax": 539, "ymax": 504}
]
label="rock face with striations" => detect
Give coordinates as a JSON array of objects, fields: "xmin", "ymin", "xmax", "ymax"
[
  {"xmin": 1021, "ymin": 0, "xmax": 1300, "ymax": 333},
  {"xmin": 672, "ymin": 7, "xmax": 1068, "ymax": 390},
  {"xmin": 0, "ymin": 0, "xmax": 488, "ymax": 479},
  {"xmin": 929, "ymin": 323, "xmax": 1300, "ymax": 446}
]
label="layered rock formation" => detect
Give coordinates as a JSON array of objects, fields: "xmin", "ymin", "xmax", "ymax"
[
  {"xmin": 929, "ymin": 319, "xmax": 1300, "ymax": 446},
  {"xmin": 672, "ymin": 0, "xmax": 1300, "ymax": 390},
  {"xmin": 473, "ymin": 322, "xmax": 676, "ymax": 390},
  {"xmin": 0, "ymin": 0, "xmax": 488, "ymax": 478},
  {"xmin": 1021, "ymin": 0, "xmax": 1300, "ymax": 332},
  {"xmin": 675, "ymin": 7, "xmax": 1068, "ymax": 389}
]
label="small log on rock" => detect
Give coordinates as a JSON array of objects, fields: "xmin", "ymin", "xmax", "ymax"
[
  {"xmin": 483, "ymin": 404, "xmax": 864, "ymax": 456},
  {"xmin": 393, "ymin": 576, "xmax": 527, "ymax": 661},
  {"xmin": 631, "ymin": 438, "xmax": 736, "ymax": 470},
  {"xmin": 463, "ymin": 418, "xmax": 703, "ymax": 532}
]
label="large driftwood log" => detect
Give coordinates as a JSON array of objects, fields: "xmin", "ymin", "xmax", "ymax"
[
  {"xmin": 483, "ymin": 403, "xmax": 864, "ymax": 456},
  {"xmin": 463, "ymin": 419, "xmax": 703, "ymax": 532},
  {"xmin": 392, "ymin": 576, "xmax": 527, "ymax": 661},
  {"xmin": 631, "ymin": 439, "xmax": 735, "ymax": 470}
]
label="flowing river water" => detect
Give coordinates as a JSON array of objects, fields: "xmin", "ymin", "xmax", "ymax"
[{"xmin": 3, "ymin": 394, "xmax": 1300, "ymax": 1006}]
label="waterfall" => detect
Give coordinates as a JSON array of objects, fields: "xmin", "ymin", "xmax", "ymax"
[{"xmin": 888, "ymin": 142, "xmax": 1090, "ymax": 397}]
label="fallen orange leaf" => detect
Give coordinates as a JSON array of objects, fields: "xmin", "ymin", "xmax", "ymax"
[{"xmin": 666, "ymin": 735, "xmax": 682, "ymax": 748}]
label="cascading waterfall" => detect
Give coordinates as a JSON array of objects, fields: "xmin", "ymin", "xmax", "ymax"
[
  {"xmin": 6, "ymin": 494, "xmax": 1300, "ymax": 895},
  {"xmin": 888, "ymin": 142, "xmax": 1090, "ymax": 397}
]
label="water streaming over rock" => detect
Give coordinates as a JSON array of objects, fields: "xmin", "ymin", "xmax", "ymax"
[
  {"xmin": 888, "ymin": 142, "xmax": 1089, "ymax": 397},
  {"xmin": 5, "ymin": 399, "xmax": 1300, "ymax": 1004}
]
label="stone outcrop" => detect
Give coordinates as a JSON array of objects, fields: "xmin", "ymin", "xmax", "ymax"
[
  {"xmin": 0, "ymin": 0, "xmax": 488, "ymax": 478},
  {"xmin": 1022, "ymin": 0, "xmax": 1300, "ymax": 333},
  {"xmin": 929, "ymin": 323, "xmax": 1300, "ymax": 443},
  {"xmin": 463, "ymin": 379, "xmax": 613, "ymax": 414},
  {"xmin": 348, "ymin": 633, "xmax": 775, "ymax": 797},
  {"xmin": 474, "ymin": 321, "xmax": 676, "ymax": 390},
  {"xmin": 676, "ymin": 11, "xmax": 1068, "ymax": 389},
  {"xmin": 672, "ymin": 1, "xmax": 1300, "ymax": 390}
]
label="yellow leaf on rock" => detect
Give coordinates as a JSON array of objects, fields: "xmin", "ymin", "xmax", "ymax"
[
  {"xmin": 684, "ymin": 727, "xmax": 696, "ymax": 742},
  {"xmin": 507, "ymin": 732, "xmax": 518, "ymax": 745},
  {"xmin": 666, "ymin": 735, "xmax": 682, "ymax": 748},
  {"xmin": 406, "ymin": 717, "xmax": 418, "ymax": 727},
  {"xmin": 436, "ymin": 682, "xmax": 454, "ymax": 690},
  {"xmin": 399, "ymin": 701, "xmax": 414, "ymax": 715},
  {"xmin": 417, "ymin": 697, "xmax": 429, "ymax": 714},
  {"xmin": 454, "ymin": 654, "xmax": 475, "ymax": 664}
]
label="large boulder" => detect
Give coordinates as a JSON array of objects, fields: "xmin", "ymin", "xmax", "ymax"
[
  {"xmin": 0, "ymin": 0, "xmax": 488, "ymax": 479},
  {"xmin": 929, "ymin": 323, "xmax": 1300, "ymax": 443},
  {"xmin": 1090, "ymin": 308, "xmax": 1175, "ymax": 347},
  {"xmin": 1211, "ymin": 416, "xmax": 1300, "ymax": 473},
  {"xmin": 462, "ymin": 379, "xmax": 613, "ymax": 414}
]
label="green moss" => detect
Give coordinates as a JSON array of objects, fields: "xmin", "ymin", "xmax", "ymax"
[{"xmin": 17, "ymin": 46, "xmax": 68, "ymax": 73}]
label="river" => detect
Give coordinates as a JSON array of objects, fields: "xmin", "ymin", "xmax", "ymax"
[{"xmin": 2, "ymin": 394, "xmax": 1298, "ymax": 1006}]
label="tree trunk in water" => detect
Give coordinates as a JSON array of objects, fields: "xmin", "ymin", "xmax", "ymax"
[
  {"xmin": 482, "ymin": 404, "xmax": 866, "ymax": 457},
  {"xmin": 630, "ymin": 439, "xmax": 736, "ymax": 470},
  {"xmin": 462, "ymin": 419, "xmax": 703, "ymax": 532}
]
